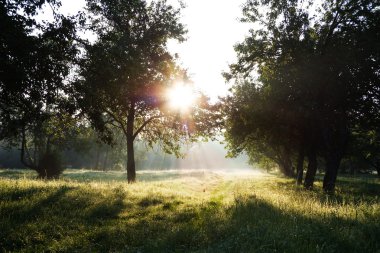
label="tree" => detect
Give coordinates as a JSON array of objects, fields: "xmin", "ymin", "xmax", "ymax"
[
  {"xmin": 221, "ymin": 80, "xmax": 298, "ymax": 177},
  {"xmin": 222, "ymin": 0, "xmax": 318, "ymax": 179},
  {"xmin": 314, "ymin": 0, "xmax": 380, "ymax": 191},
  {"xmin": 223, "ymin": 0, "xmax": 380, "ymax": 191},
  {"xmin": 0, "ymin": 0, "xmax": 80, "ymax": 178},
  {"xmin": 76, "ymin": 0, "xmax": 195, "ymax": 182},
  {"xmin": 343, "ymin": 128, "xmax": 380, "ymax": 176}
]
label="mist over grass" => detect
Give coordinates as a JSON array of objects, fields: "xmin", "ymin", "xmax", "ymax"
[
  {"xmin": 0, "ymin": 169, "xmax": 379, "ymax": 252},
  {"xmin": 140, "ymin": 140, "xmax": 251, "ymax": 170},
  {"xmin": 0, "ymin": 140, "xmax": 250, "ymax": 171}
]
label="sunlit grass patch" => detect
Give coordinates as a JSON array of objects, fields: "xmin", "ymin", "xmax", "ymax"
[{"xmin": 0, "ymin": 169, "xmax": 379, "ymax": 252}]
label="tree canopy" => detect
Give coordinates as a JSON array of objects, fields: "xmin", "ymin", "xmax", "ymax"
[
  {"xmin": 75, "ymin": 0, "xmax": 205, "ymax": 182},
  {"xmin": 222, "ymin": 0, "xmax": 380, "ymax": 191},
  {"xmin": 0, "ymin": 0, "xmax": 80, "ymax": 178}
]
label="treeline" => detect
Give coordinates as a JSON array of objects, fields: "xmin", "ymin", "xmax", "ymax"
[
  {"xmin": 221, "ymin": 0, "xmax": 380, "ymax": 192},
  {"xmin": 0, "ymin": 128, "xmax": 150, "ymax": 171},
  {"xmin": 0, "ymin": 137, "xmax": 250, "ymax": 171},
  {"xmin": 0, "ymin": 140, "xmax": 186, "ymax": 171}
]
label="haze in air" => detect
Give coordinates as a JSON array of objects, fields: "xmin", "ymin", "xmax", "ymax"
[{"xmin": 0, "ymin": 0, "xmax": 379, "ymax": 252}]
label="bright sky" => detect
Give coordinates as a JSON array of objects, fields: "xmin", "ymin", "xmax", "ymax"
[
  {"xmin": 57, "ymin": 0, "xmax": 250, "ymax": 102},
  {"xmin": 166, "ymin": 0, "xmax": 250, "ymax": 101}
]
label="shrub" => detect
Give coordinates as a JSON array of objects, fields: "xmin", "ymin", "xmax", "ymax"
[{"xmin": 37, "ymin": 152, "xmax": 63, "ymax": 179}]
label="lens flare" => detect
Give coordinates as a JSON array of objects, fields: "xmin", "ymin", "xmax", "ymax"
[{"xmin": 167, "ymin": 83, "xmax": 196, "ymax": 111}]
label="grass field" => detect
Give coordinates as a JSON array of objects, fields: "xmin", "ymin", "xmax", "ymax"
[{"xmin": 0, "ymin": 169, "xmax": 379, "ymax": 253}]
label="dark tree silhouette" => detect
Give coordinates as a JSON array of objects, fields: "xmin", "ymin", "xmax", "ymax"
[
  {"xmin": 0, "ymin": 0, "xmax": 80, "ymax": 178},
  {"xmin": 223, "ymin": 0, "xmax": 380, "ymax": 191}
]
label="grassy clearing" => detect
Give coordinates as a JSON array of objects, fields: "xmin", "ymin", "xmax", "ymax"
[{"xmin": 0, "ymin": 169, "xmax": 379, "ymax": 253}]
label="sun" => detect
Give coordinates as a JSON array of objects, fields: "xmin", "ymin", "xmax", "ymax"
[{"xmin": 167, "ymin": 83, "xmax": 196, "ymax": 111}]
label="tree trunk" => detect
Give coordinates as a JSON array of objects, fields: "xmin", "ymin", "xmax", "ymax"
[
  {"xmin": 323, "ymin": 151, "xmax": 342, "ymax": 192},
  {"xmin": 126, "ymin": 136, "xmax": 135, "ymax": 183},
  {"xmin": 304, "ymin": 150, "xmax": 317, "ymax": 189},
  {"xmin": 103, "ymin": 147, "xmax": 109, "ymax": 171},
  {"xmin": 277, "ymin": 147, "xmax": 294, "ymax": 177},
  {"xmin": 322, "ymin": 123, "xmax": 348, "ymax": 193},
  {"xmin": 20, "ymin": 125, "xmax": 37, "ymax": 170},
  {"xmin": 45, "ymin": 135, "xmax": 51, "ymax": 154},
  {"xmin": 296, "ymin": 150, "xmax": 305, "ymax": 185},
  {"xmin": 278, "ymin": 158, "xmax": 294, "ymax": 177},
  {"xmin": 94, "ymin": 144, "xmax": 100, "ymax": 170},
  {"xmin": 126, "ymin": 104, "xmax": 136, "ymax": 183}
]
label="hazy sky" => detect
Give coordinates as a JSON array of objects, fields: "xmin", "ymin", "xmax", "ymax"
[
  {"xmin": 57, "ymin": 0, "xmax": 250, "ymax": 101},
  {"xmin": 166, "ymin": 0, "xmax": 250, "ymax": 100}
]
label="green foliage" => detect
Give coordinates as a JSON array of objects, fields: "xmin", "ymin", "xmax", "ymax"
[
  {"xmin": 222, "ymin": 0, "xmax": 380, "ymax": 189},
  {"xmin": 37, "ymin": 152, "xmax": 63, "ymax": 179},
  {"xmin": 0, "ymin": 169, "xmax": 379, "ymax": 252},
  {"xmin": 0, "ymin": 0, "xmax": 79, "ymax": 135},
  {"xmin": 343, "ymin": 129, "xmax": 380, "ymax": 175},
  {"xmin": 77, "ymin": 0, "xmax": 187, "ymax": 147},
  {"xmin": 75, "ymin": 0, "xmax": 213, "ymax": 182},
  {"xmin": 0, "ymin": 0, "xmax": 82, "ymax": 176}
]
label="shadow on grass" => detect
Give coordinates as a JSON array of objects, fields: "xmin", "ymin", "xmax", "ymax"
[
  {"xmin": 0, "ymin": 186, "xmax": 73, "ymax": 249},
  {"xmin": 0, "ymin": 186, "xmax": 73, "ymax": 224},
  {"xmin": 1, "ymin": 186, "xmax": 379, "ymax": 252},
  {"xmin": 273, "ymin": 176, "xmax": 380, "ymax": 206},
  {"xmin": 1, "ymin": 171, "xmax": 379, "ymax": 252},
  {"xmin": 0, "ymin": 186, "xmax": 43, "ymax": 201},
  {"xmin": 0, "ymin": 186, "xmax": 128, "ymax": 251},
  {"xmin": 61, "ymin": 194, "xmax": 380, "ymax": 253},
  {"xmin": 150, "ymin": 195, "xmax": 379, "ymax": 253},
  {"xmin": 0, "ymin": 169, "xmax": 36, "ymax": 179},
  {"xmin": 336, "ymin": 179, "xmax": 380, "ymax": 196}
]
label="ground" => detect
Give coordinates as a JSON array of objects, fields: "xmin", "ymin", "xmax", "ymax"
[{"xmin": 0, "ymin": 169, "xmax": 379, "ymax": 252}]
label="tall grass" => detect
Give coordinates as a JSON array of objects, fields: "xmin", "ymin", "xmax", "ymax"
[{"xmin": 0, "ymin": 169, "xmax": 379, "ymax": 252}]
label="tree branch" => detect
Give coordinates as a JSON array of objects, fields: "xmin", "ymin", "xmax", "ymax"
[
  {"xmin": 105, "ymin": 109, "xmax": 128, "ymax": 137},
  {"xmin": 322, "ymin": 0, "xmax": 349, "ymax": 53},
  {"xmin": 133, "ymin": 115, "xmax": 161, "ymax": 140},
  {"xmin": 20, "ymin": 125, "xmax": 37, "ymax": 170}
]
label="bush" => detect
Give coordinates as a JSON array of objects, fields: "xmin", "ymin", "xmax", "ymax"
[{"xmin": 37, "ymin": 152, "xmax": 64, "ymax": 179}]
